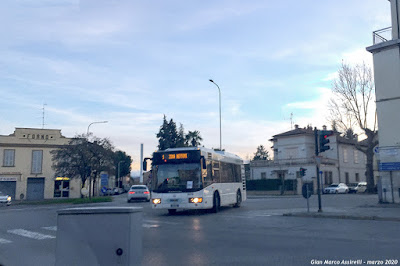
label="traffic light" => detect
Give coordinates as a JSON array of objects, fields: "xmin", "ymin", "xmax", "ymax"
[
  {"xmin": 300, "ymin": 167, "xmax": 307, "ymax": 176},
  {"xmin": 319, "ymin": 130, "xmax": 334, "ymax": 153}
]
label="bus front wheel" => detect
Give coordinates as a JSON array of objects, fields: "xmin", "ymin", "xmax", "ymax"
[
  {"xmin": 212, "ymin": 192, "xmax": 220, "ymax": 213},
  {"xmin": 234, "ymin": 190, "xmax": 242, "ymax": 208}
]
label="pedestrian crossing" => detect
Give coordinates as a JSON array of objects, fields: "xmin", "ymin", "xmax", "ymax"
[{"xmin": 0, "ymin": 220, "xmax": 174, "ymax": 245}]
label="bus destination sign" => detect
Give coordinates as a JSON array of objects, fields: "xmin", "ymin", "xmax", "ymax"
[
  {"xmin": 162, "ymin": 153, "xmax": 188, "ymax": 160},
  {"xmin": 153, "ymin": 150, "xmax": 201, "ymax": 165}
]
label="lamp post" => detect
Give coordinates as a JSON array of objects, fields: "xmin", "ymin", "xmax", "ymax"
[
  {"xmin": 87, "ymin": 121, "xmax": 108, "ymax": 135},
  {"xmin": 117, "ymin": 161, "xmax": 125, "ymax": 188},
  {"xmin": 209, "ymin": 79, "xmax": 222, "ymax": 150}
]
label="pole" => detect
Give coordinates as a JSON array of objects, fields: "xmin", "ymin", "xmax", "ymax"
[
  {"xmin": 87, "ymin": 121, "xmax": 108, "ymax": 135},
  {"xmin": 209, "ymin": 79, "xmax": 222, "ymax": 150},
  {"xmin": 315, "ymin": 128, "xmax": 323, "ymax": 212},
  {"xmin": 306, "ymin": 185, "xmax": 310, "ymax": 213},
  {"xmin": 118, "ymin": 161, "xmax": 125, "ymax": 188},
  {"xmin": 390, "ymin": 171, "xmax": 395, "ymax": 203},
  {"xmin": 140, "ymin": 143, "xmax": 144, "ymax": 184}
]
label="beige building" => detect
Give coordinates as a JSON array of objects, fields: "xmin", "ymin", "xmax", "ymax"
[
  {"xmin": 250, "ymin": 125, "xmax": 368, "ymax": 194},
  {"xmin": 0, "ymin": 128, "xmax": 82, "ymax": 200},
  {"xmin": 367, "ymin": 0, "xmax": 400, "ymax": 203}
]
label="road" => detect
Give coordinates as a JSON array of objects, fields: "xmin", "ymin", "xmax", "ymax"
[{"xmin": 0, "ymin": 194, "xmax": 399, "ymax": 266}]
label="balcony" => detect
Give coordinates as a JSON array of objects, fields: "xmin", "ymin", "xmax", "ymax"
[{"xmin": 373, "ymin": 27, "xmax": 392, "ymax": 44}]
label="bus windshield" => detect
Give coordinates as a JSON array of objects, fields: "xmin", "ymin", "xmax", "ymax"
[{"xmin": 152, "ymin": 163, "xmax": 202, "ymax": 193}]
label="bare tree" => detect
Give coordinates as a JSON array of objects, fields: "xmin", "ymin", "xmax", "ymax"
[{"xmin": 329, "ymin": 62, "xmax": 378, "ymax": 192}]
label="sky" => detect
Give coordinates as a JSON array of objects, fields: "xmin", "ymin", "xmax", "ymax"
[{"xmin": 0, "ymin": 0, "xmax": 391, "ymax": 175}]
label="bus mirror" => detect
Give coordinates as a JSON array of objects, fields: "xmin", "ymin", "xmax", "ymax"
[
  {"xmin": 201, "ymin": 156, "xmax": 207, "ymax": 169},
  {"xmin": 143, "ymin": 157, "xmax": 152, "ymax": 171}
]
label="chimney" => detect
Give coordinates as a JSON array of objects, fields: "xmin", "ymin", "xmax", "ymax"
[{"xmin": 294, "ymin": 124, "xmax": 299, "ymax": 129}]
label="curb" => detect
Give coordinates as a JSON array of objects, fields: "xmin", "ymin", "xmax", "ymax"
[{"xmin": 283, "ymin": 212, "xmax": 400, "ymax": 222}]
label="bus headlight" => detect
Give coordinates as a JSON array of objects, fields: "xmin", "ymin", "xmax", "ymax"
[
  {"xmin": 152, "ymin": 198, "xmax": 161, "ymax": 204},
  {"xmin": 189, "ymin": 197, "xmax": 203, "ymax": 203},
  {"xmin": 7, "ymin": 196, "xmax": 11, "ymax": 201}
]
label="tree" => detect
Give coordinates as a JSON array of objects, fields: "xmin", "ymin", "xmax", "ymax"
[
  {"xmin": 51, "ymin": 134, "xmax": 115, "ymax": 197},
  {"xmin": 156, "ymin": 115, "xmax": 203, "ymax": 149},
  {"xmin": 156, "ymin": 115, "xmax": 179, "ymax": 150},
  {"xmin": 114, "ymin": 150, "xmax": 132, "ymax": 187},
  {"xmin": 252, "ymin": 145, "xmax": 269, "ymax": 160},
  {"xmin": 176, "ymin": 123, "xmax": 186, "ymax": 147},
  {"xmin": 185, "ymin": 130, "xmax": 203, "ymax": 147},
  {"xmin": 329, "ymin": 62, "xmax": 378, "ymax": 192}
]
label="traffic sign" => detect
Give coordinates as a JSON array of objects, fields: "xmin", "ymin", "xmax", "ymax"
[
  {"xmin": 101, "ymin": 186, "xmax": 107, "ymax": 194},
  {"xmin": 302, "ymin": 183, "xmax": 313, "ymax": 199}
]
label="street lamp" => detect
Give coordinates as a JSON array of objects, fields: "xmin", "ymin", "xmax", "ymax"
[
  {"xmin": 117, "ymin": 161, "xmax": 125, "ymax": 188},
  {"xmin": 87, "ymin": 121, "xmax": 108, "ymax": 135},
  {"xmin": 209, "ymin": 79, "xmax": 222, "ymax": 150}
]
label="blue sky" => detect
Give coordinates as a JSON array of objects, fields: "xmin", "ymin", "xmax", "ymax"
[{"xmin": 0, "ymin": 0, "xmax": 391, "ymax": 173}]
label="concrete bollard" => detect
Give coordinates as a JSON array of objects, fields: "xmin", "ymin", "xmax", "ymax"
[{"xmin": 55, "ymin": 207, "xmax": 143, "ymax": 266}]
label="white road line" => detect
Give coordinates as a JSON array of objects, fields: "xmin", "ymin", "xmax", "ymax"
[
  {"xmin": 42, "ymin": 226, "xmax": 57, "ymax": 231},
  {"xmin": 7, "ymin": 229, "xmax": 56, "ymax": 240},
  {"xmin": 144, "ymin": 219, "xmax": 182, "ymax": 225},
  {"xmin": 0, "ymin": 238, "xmax": 12, "ymax": 244},
  {"xmin": 142, "ymin": 224, "xmax": 160, "ymax": 228}
]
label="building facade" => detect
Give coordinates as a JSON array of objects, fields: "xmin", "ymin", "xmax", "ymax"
[
  {"xmin": 366, "ymin": 0, "xmax": 400, "ymax": 203},
  {"xmin": 0, "ymin": 128, "xmax": 83, "ymax": 200},
  {"xmin": 250, "ymin": 125, "xmax": 367, "ymax": 194}
]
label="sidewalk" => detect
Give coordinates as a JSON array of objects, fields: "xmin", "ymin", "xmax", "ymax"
[{"xmin": 283, "ymin": 203, "xmax": 400, "ymax": 222}]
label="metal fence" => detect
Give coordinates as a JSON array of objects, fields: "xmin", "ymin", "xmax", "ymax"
[{"xmin": 373, "ymin": 27, "xmax": 392, "ymax": 44}]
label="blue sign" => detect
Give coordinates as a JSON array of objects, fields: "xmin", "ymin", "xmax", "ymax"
[
  {"xmin": 379, "ymin": 162, "xmax": 400, "ymax": 171},
  {"xmin": 100, "ymin": 173, "xmax": 109, "ymax": 186},
  {"xmin": 101, "ymin": 186, "xmax": 107, "ymax": 194}
]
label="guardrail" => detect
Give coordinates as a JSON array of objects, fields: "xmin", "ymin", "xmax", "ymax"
[{"xmin": 373, "ymin": 27, "xmax": 392, "ymax": 44}]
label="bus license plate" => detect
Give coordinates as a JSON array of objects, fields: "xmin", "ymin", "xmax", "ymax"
[{"xmin": 171, "ymin": 204, "xmax": 179, "ymax": 208}]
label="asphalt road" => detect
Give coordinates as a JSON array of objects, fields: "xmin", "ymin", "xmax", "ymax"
[{"xmin": 0, "ymin": 194, "xmax": 399, "ymax": 266}]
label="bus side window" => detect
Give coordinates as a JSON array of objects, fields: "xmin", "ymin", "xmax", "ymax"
[{"xmin": 203, "ymin": 161, "xmax": 212, "ymax": 187}]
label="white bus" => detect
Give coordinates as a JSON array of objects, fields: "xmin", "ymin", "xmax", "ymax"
[{"xmin": 143, "ymin": 147, "xmax": 246, "ymax": 214}]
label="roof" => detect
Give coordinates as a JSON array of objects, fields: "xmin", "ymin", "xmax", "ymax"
[{"xmin": 270, "ymin": 126, "xmax": 314, "ymax": 140}]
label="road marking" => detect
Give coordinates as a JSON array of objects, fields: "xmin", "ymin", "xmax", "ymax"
[
  {"xmin": 7, "ymin": 229, "xmax": 56, "ymax": 240},
  {"xmin": 142, "ymin": 224, "xmax": 160, "ymax": 228},
  {"xmin": 0, "ymin": 238, "xmax": 12, "ymax": 244},
  {"xmin": 144, "ymin": 219, "xmax": 182, "ymax": 225},
  {"xmin": 42, "ymin": 226, "xmax": 57, "ymax": 231}
]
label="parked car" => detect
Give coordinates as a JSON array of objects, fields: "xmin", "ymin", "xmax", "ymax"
[
  {"xmin": 0, "ymin": 191, "xmax": 11, "ymax": 206},
  {"xmin": 347, "ymin": 183, "xmax": 359, "ymax": 193},
  {"xmin": 127, "ymin": 185, "xmax": 151, "ymax": 202},
  {"xmin": 323, "ymin": 183, "xmax": 349, "ymax": 194},
  {"xmin": 113, "ymin": 187, "xmax": 124, "ymax": 195},
  {"xmin": 348, "ymin": 182, "xmax": 367, "ymax": 193}
]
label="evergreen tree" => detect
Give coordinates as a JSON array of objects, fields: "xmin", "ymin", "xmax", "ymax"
[{"xmin": 252, "ymin": 145, "xmax": 269, "ymax": 160}]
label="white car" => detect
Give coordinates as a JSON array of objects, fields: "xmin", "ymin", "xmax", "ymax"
[
  {"xmin": 127, "ymin": 185, "xmax": 151, "ymax": 202},
  {"xmin": 323, "ymin": 183, "xmax": 349, "ymax": 194},
  {"xmin": 0, "ymin": 191, "xmax": 11, "ymax": 206}
]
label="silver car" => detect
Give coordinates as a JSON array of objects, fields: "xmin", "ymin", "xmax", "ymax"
[
  {"xmin": 323, "ymin": 183, "xmax": 349, "ymax": 194},
  {"xmin": 0, "ymin": 191, "xmax": 11, "ymax": 206},
  {"xmin": 127, "ymin": 185, "xmax": 150, "ymax": 202}
]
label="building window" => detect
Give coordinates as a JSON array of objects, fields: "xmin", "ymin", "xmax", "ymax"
[
  {"xmin": 261, "ymin": 172, "xmax": 266, "ymax": 180},
  {"xmin": 31, "ymin": 150, "xmax": 43, "ymax": 174},
  {"xmin": 354, "ymin": 150, "xmax": 359, "ymax": 164},
  {"xmin": 343, "ymin": 149, "xmax": 348, "ymax": 163},
  {"xmin": 54, "ymin": 178, "xmax": 70, "ymax": 198},
  {"xmin": 324, "ymin": 171, "xmax": 333, "ymax": 185},
  {"xmin": 345, "ymin": 172, "xmax": 349, "ymax": 184},
  {"xmin": 3, "ymin": 149, "xmax": 15, "ymax": 167},
  {"xmin": 355, "ymin": 173, "xmax": 359, "ymax": 182}
]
